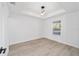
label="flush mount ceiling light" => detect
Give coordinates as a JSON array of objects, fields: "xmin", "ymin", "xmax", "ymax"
[{"xmin": 41, "ymin": 6, "xmax": 45, "ymax": 16}]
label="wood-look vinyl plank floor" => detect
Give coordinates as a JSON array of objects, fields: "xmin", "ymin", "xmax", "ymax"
[{"xmin": 8, "ymin": 38, "xmax": 79, "ymax": 56}]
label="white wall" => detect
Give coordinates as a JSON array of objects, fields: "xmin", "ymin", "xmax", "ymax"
[
  {"xmin": 8, "ymin": 6, "xmax": 79, "ymax": 48},
  {"xmin": 44, "ymin": 11, "xmax": 79, "ymax": 48},
  {"xmin": 61, "ymin": 11, "xmax": 79, "ymax": 48},
  {"xmin": 0, "ymin": 3, "xmax": 9, "ymax": 55},
  {"xmin": 43, "ymin": 15, "xmax": 62, "ymax": 40},
  {"xmin": 8, "ymin": 14, "xmax": 42, "ymax": 45}
]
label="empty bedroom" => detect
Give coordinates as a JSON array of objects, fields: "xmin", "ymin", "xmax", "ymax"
[{"xmin": 0, "ymin": 2, "xmax": 79, "ymax": 56}]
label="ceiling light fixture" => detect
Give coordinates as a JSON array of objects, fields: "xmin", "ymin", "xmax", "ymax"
[
  {"xmin": 41, "ymin": 6, "xmax": 45, "ymax": 16},
  {"xmin": 10, "ymin": 2, "xmax": 16, "ymax": 5}
]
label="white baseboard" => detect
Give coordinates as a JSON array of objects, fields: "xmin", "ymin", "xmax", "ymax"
[
  {"xmin": 9, "ymin": 37, "xmax": 79, "ymax": 49},
  {"xmin": 9, "ymin": 37, "xmax": 41, "ymax": 46},
  {"xmin": 45, "ymin": 37, "xmax": 79, "ymax": 49}
]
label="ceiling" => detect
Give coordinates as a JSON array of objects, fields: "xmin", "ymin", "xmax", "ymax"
[{"xmin": 8, "ymin": 2, "xmax": 79, "ymax": 19}]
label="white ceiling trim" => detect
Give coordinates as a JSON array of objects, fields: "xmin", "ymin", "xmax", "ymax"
[
  {"xmin": 21, "ymin": 9, "xmax": 66, "ymax": 19},
  {"xmin": 8, "ymin": 2, "xmax": 79, "ymax": 19},
  {"xmin": 46, "ymin": 9, "xmax": 66, "ymax": 18}
]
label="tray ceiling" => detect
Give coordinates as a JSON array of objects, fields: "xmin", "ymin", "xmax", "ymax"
[{"xmin": 8, "ymin": 2, "xmax": 79, "ymax": 19}]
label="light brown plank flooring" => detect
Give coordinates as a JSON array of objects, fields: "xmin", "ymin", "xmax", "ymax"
[{"xmin": 8, "ymin": 38, "xmax": 79, "ymax": 56}]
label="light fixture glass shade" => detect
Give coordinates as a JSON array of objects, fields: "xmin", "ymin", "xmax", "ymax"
[{"xmin": 41, "ymin": 9, "xmax": 45, "ymax": 16}]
